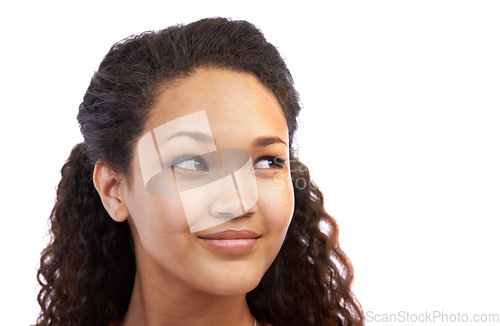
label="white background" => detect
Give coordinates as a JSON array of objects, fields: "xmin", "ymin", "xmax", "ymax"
[{"xmin": 1, "ymin": 1, "xmax": 499, "ymax": 325}]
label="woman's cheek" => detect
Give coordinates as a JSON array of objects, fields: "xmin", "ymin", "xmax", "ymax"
[
  {"xmin": 132, "ymin": 192, "xmax": 190, "ymax": 237},
  {"xmin": 128, "ymin": 151, "xmax": 189, "ymax": 235},
  {"xmin": 258, "ymin": 173, "xmax": 294, "ymax": 235}
]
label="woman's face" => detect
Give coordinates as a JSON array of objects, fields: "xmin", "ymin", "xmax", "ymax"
[{"xmin": 122, "ymin": 68, "xmax": 294, "ymax": 295}]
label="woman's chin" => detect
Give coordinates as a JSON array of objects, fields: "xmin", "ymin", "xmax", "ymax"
[{"xmin": 193, "ymin": 271, "xmax": 263, "ymax": 296}]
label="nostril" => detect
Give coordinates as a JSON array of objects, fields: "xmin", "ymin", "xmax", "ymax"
[
  {"xmin": 209, "ymin": 200, "xmax": 243, "ymax": 218},
  {"xmin": 214, "ymin": 212, "xmax": 236, "ymax": 219},
  {"xmin": 241, "ymin": 211, "xmax": 255, "ymax": 218}
]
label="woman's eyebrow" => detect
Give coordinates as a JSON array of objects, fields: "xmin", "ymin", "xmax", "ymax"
[
  {"xmin": 252, "ymin": 136, "xmax": 288, "ymax": 148},
  {"xmin": 165, "ymin": 131, "xmax": 213, "ymax": 143}
]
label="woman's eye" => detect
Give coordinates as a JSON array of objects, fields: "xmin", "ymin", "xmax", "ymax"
[
  {"xmin": 172, "ymin": 156, "xmax": 209, "ymax": 171},
  {"xmin": 253, "ymin": 156, "xmax": 285, "ymax": 170}
]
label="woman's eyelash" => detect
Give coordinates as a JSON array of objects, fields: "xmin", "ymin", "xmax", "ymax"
[
  {"xmin": 168, "ymin": 154, "xmax": 285, "ymax": 172},
  {"xmin": 253, "ymin": 156, "xmax": 285, "ymax": 169},
  {"xmin": 169, "ymin": 155, "xmax": 209, "ymax": 171}
]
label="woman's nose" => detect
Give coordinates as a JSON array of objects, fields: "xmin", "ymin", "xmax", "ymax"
[{"xmin": 209, "ymin": 195, "xmax": 243, "ymax": 218}]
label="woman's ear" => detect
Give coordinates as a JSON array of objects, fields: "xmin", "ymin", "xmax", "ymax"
[{"xmin": 93, "ymin": 163, "xmax": 130, "ymax": 222}]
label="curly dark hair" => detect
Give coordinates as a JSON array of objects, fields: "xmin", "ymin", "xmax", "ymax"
[{"xmin": 37, "ymin": 17, "xmax": 364, "ymax": 326}]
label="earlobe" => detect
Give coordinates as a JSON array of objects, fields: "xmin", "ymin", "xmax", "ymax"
[{"xmin": 93, "ymin": 163, "xmax": 129, "ymax": 222}]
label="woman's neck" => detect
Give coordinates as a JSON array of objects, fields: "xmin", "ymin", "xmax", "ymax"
[{"xmin": 121, "ymin": 245, "xmax": 256, "ymax": 326}]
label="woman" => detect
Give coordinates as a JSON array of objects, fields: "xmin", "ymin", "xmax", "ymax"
[{"xmin": 37, "ymin": 17, "xmax": 364, "ymax": 326}]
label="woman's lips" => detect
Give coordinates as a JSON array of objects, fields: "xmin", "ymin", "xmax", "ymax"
[{"xmin": 197, "ymin": 230, "xmax": 260, "ymax": 254}]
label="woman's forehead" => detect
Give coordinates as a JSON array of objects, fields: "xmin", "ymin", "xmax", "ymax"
[{"xmin": 146, "ymin": 68, "xmax": 288, "ymax": 142}]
